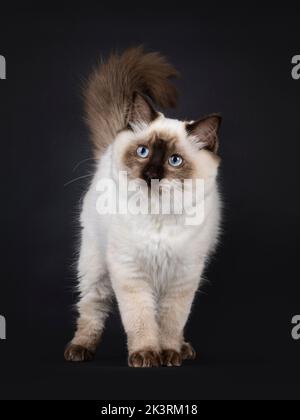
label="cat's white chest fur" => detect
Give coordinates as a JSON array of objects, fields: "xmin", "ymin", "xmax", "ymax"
[
  {"xmin": 125, "ymin": 217, "xmax": 185, "ymax": 288},
  {"xmin": 106, "ymin": 211, "xmax": 212, "ymax": 293}
]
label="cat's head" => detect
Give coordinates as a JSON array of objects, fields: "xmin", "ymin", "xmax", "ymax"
[{"xmin": 112, "ymin": 93, "xmax": 222, "ymax": 191}]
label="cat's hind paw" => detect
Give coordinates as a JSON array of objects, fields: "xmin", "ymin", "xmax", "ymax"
[{"xmin": 64, "ymin": 343, "xmax": 95, "ymax": 362}]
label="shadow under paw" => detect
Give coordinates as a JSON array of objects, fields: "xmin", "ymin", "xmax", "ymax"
[
  {"xmin": 64, "ymin": 343, "xmax": 95, "ymax": 362},
  {"xmin": 181, "ymin": 342, "xmax": 196, "ymax": 360},
  {"xmin": 161, "ymin": 349, "xmax": 182, "ymax": 367},
  {"xmin": 128, "ymin": 350, "xmax": 161, "ymax": 368}
]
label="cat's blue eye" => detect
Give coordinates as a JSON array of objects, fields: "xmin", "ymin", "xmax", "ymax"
[
  {"xmin": 137, "ymin": 146, "xmax": 149, "ymax": 158},
  {"xmin": 168, "ymin": 154, "xmax": 183, "ymax": 167}
]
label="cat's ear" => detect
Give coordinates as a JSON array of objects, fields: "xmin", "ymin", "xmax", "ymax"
[
  {"xmin": 186, "ymin": 114, "xmax": 222, "ymax": 153},
  {"xmin": 128, "ymin": 92, "xmax": 159, "ymax": 127}
]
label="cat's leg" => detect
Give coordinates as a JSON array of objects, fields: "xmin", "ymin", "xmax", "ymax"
[
  {"xmin": 109, "ymin": 260, "xmax": 161, "ymax": 367},
  {"xmin": 64, "ymin": 230, "xmax": 112, "ymax": 362},
  {"xmin": 158, "ymin": 279, "xmax": 199, "ymax": 367}
]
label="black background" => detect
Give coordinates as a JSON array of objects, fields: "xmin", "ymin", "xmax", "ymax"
[{"xmin": 0, "ymin": 2, "xmax": 300, "ymax": 400}]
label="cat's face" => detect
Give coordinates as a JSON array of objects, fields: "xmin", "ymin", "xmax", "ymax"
[
  {"xmin": 121, "ymin": 127, "xmax": 194, "ymax": 186},
  {"xmin": 113, "ymin": 93, "xmax": 221, "ymax": 190}
]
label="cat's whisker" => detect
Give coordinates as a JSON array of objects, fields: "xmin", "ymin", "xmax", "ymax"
[
  {"xmin": 72, "ymin": 158, "xmax": 99, "ymax": 172},
  {"xmin": 64, "ymin": 174, "xmax": 94, "ymax": 187}
]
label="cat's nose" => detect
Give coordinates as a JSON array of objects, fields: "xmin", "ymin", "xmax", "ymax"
[
  {"xmin": 145, "ymin": 167, "xmax": 159, "ymax": 178},
  {"xmin": 143, "ymin": 166, "xmax": 163, "ymax": 186}
]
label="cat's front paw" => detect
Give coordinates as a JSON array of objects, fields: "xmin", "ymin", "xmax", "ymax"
[
  {"xmin": 64, "ymin": 343, "xmax": 95, "ymax": 362},
  {"xmin": 181, "ymin": 342, "xmax": 196, "ymax": 360},
  {"xmin": 161, "ymin": 349, "xmax": 182, "ymax": 367},
  {"xmin": 128, "ymin": 349, "xmax": 162, "ymax": 368}
]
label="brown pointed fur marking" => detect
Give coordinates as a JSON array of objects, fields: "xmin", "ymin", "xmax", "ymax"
[
  {"xmin": 128, "ymin": 349, "xmax": 162, "ymax": 368},
  {"xmin": 181, "ymin": 342, "xmax": 196, "ymax": 360},
  {"xmin": 84, "ymin": 47, "xmax": 178, "ymax": 157},
  {"xmin": 161, "ymin": 349, "xmax": 182, "ymax": 367},
  {"xmin": 64, "ymin": 343, "xmax": 95, "ymax": 362},
  {"xmin": 123, "ymin": 133, "xmax": 194, "ymax": 184},
  {"xmin": 186, "ymin": 114, "xmax": 222, "ymax": 154},
  {"xmin": 128, "ymin": 92, "xmax": 159, "ymax": 127}
]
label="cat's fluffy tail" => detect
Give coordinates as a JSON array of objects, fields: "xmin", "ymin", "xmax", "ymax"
[{"xmin": 84, "ymin": 46, "xmax": 179, "ymax": 156}]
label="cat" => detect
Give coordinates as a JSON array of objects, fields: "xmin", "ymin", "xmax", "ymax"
[{"xmin": 64, "ymin": 46, "xmax": 222, "ymax": 367}]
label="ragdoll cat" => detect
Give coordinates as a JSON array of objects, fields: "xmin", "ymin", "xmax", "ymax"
[{"xmin": 64, "ymin": 47, "xmax": 222, "ymax": 367}]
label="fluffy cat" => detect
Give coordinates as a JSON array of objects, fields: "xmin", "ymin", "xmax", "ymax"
[{"xmin": 64, "ymin": 47, "xmax": 222, "ymax": 367}]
